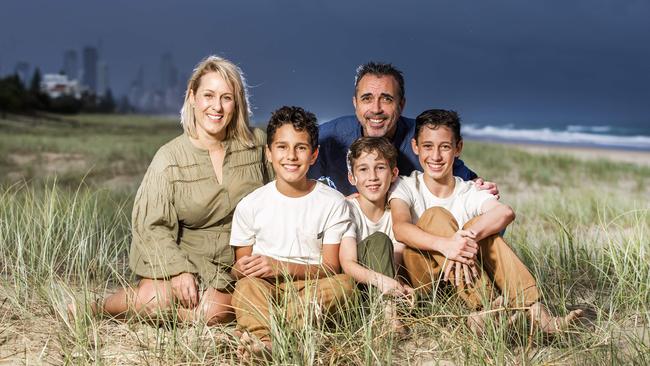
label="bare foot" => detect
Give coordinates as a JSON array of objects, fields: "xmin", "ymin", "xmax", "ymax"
[
  {"xmin": 529, "ymin": 302, "xmax": 583, "ymax": 334},
  {"xmin": 66, "ymin": 301, "xmax": 98, "ymax": 322},
  {"xmin": 384, "ymin": 301, "xmax": 409, "ymax": 340},
  {"xmin": 467, "ymin": 296, "xmax": 506, "ymax": 337},
  {"xmin": 236, "ymin": 331, "xmax": 272, "ymax": 363}
]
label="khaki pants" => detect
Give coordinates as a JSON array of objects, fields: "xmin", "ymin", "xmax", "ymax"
[
  {"xmin": 403, "ymin": 207, "xmax": 539, "ymax": 309},
  {"xmin": 231, "ymin": 274, "xmax": 354, "ymax": 342}
]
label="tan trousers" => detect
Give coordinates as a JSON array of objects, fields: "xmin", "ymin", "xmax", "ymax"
[
  {"xmin": 231, "ymin": 274, "xmax": 354, "ymax": 342},
  {"xmin": 403, "ymin": 207, "xmax": 539, "ymax": 309}
]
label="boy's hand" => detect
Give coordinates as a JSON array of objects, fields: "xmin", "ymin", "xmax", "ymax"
[
  {"xmin": 376, "ymin": 276, "xmax": 414, "ymax": 297},
  {"xmin": 455, "ymin": 229, "xmax": 477, "ymax": 241},
  {"xmin": 443, "ymin": 261, "xmax": 479, "ymax": 286},
  {"xmin": 238, "ymin": 255, "xmax": 279, "ymax": 279},
  {"xmin": 170, "ymin": 272, "xmax": 199, "ymax": 309},
  {"xmin": 232, "ymin": 256, "xmax": 249, "ymax": 278},
  {"xmin": 438, "ymin": 235, "xmax": 478, "ymax": 264},
  {"xmin": 474, "ymin": 177, "xmax": 500, "ymax": 199}
]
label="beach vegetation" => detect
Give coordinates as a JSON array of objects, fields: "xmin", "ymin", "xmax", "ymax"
[{"xmin": 0, "ymin": 114, "xmax": 648, "ymax": 364}]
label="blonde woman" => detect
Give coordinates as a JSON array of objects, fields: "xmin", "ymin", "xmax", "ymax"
[{"xmin": 96, "ymin": 56, "xmax": 272, "ymax": 324}]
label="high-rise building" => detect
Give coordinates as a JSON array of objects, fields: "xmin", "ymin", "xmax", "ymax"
[
  {"xmin": 97, "ymin": 61, "xmax": 109, "ymax": 97},
  {"xmin": 160, "ymin": 52, "xmax": 178, "ymax": 90},
  {"xmin": 82, "ymin": 46, "xmax": 98, "ymax": 93},
  {"xmin": 63, "ymin": 49, "xmax": 78, "ymax": 80},
  {"xmin": 128, "ymin": 66, "xmax": 145, "ymax": 110}
]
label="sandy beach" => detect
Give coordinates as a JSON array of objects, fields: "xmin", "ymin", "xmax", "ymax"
[{"xmin": 468, "ymin": 139, "xmax": 650, "ymax": 167}]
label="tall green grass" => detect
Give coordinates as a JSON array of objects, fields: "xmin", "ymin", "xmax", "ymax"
[
  {"xmin": 1, "ymin": 179, "xmax": 646, "ymax": 364},
  {"xmin": 0, "ymin": 114, "xmax": 648, "ymax": 364}
]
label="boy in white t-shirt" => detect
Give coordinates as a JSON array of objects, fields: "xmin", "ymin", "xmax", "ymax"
[
  {"xmin": 229, "ymin": 106, "xmax": 354, "ymax": 358},
  {"xmin": 339, "ymin": 137, "xmax": 414, "ymax": 334},
  {"xmin": 390, "ymin": 109, "xmax": 582, "ymax": 335},
  {"xmin": 341, "ymin": 137, "xmax": 411, "ymax": 294}
]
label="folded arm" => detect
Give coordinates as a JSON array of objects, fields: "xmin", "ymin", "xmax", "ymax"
[
  {"xmin": 464, "ymin": 199, "xmax": 515, "ymax": 241},
  {"xmin": 390, "ymin": 198, "xmax": 478, "ymax": 264}
]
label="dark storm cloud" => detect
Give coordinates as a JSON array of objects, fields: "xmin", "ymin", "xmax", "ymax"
[{"xmin": 1, "ymin": 0, "xmax": 648, "ymax": 126}]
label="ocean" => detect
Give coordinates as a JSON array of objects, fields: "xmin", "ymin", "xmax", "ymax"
[{"xmin": 462, "ymin": 121, "xmax": 650, "ymax": 151}]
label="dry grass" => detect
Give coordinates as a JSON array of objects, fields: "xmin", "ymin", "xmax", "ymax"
[{"xmin": 0, "ymin": 114, "xmax": 648, "ymax": 365}]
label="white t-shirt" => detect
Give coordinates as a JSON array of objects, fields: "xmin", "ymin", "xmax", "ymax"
[
  {"xmin": 389, "ymin": 171, "xmax": 496, "ymax": 228},
  {"xmin": 230, "ymin": 181, "xmax": 351, "ymax": 265},
  {"xmin": 346, "ymin": 197, "xmax": 396, "ymax": 244}
]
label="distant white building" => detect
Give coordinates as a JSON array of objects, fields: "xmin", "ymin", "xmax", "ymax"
[{"xmin": 41, "ymin": 74, "xmax": 82, "ymax": 99}]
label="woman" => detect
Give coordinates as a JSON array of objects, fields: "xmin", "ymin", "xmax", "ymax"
[{"xmin": 100, "ymin": 55, "xmax": 272, "ymax": 324}]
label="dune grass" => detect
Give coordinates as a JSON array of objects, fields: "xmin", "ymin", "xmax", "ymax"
[{"xmin": 0, "ymin": 114, "xmax": 648, "ymax": 364}]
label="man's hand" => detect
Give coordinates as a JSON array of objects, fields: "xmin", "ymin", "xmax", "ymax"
[
  {"xmin": 236, "ymin": 254, "xmax": 279, "ymax": 279},
  {"xmin": 474, "ymin": 177, "xmax": 500, "ymax": 199},
  {"xmin": 170, "ymin": 272, "xmax": 199, "ymax": 308}
]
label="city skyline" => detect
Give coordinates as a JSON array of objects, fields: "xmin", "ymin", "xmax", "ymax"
[{"xmin": 1, "ymin": 0, "xmax": 649, "ymax": 126}]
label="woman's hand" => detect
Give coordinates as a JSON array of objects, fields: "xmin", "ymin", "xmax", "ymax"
[{"xmin": 170, "ymin": 272, "xmax": 199, "ymax": 308}]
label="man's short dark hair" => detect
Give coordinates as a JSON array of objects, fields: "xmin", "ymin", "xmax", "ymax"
[
  {"xmin": 414, "ymin": 109, "xmax": 462, "ymax": 144},
  {"xmin": 267, "ymin": 106, "xmax": 319, "ymax": 150},
  {"xmin": 354, "ymin": 62, "xmax": 405, "ymax": 101},
  {"xmin": 347, "ymin": 137, "xmax": 398, "ymax": 173}
]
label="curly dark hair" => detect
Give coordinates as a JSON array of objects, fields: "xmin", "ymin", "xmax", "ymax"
[
  {"xmin": 414, "ymin": 109, "xmax": 462, "ymax": 144},
  {"xmin": 354, "ymin": 62, "xmax": 405, "ymax": 101},
  {"xmin": 266, "ymin": 106, "xmax": 319, "ymax": 150}
]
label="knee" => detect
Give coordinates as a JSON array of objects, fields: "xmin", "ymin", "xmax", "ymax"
[
  {"xmin": 203, "ymin": 303, "xmax": 235, "ymax": 326},
  {"xmin": 366, "ymin": 232, "xmax": 393, "ymax": 249},
  {"xmin": 134, "ymin": 279, "xmax": 173, "ymax": 315},
  {"xmin": 420, "ymin": 207, "xmax": 455, "ymax": 223},
  {"xmin": 232, "ymin": 277, "xmax": 265, "ymax": 305},
  {"xmin": 360, "ymin": 232, "xmax": 393, "ymax": 256},
  {"xmin": 417, "ymin": 207, "xmax": 459, "ymax": 235},
  {"xmin": 234, "ymin": 277, "xmax": 265, "ymax": 294},
  {"xmin": 332, "ymin": 274, "xmax": 356, "ymax": 297}
]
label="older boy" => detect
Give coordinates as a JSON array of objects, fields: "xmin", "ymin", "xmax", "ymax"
[
  {"xmin": 230, "ymin": 106, "xmax": 354, "ymax": 357},
  {"xmin": 390, "ymin": 109, "xmax": 581, "ymax": 335}
]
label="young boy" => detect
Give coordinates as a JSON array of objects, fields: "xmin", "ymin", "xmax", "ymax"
[
  {"xmin": 340, "ymin": 137, "xmax": 411, "ymax": 297},
  {"xmin": 339, "ymin": 137, "xmax": 414, "ymax": 335},
  {"xmin": 390, "ymin": 109, "xmax": 582, "ymax": 335},
  {"xmin": 229, "ymin": 106, "xmax": 354, "ymax": 358}
]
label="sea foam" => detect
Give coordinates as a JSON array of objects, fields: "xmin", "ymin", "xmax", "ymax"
[{"xmin": 463, "ymin": 125, "xmax": 650, "ymax": 150}]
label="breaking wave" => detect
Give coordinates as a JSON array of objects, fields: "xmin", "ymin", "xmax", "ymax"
[{"xmin": 463, "ymin": 124, "xmax": 650, "ymax": 150}]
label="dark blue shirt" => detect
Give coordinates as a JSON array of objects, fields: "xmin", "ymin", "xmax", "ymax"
[{"xmin": 309, "ymin": 115, "xmax": 477, "ymax": 195}]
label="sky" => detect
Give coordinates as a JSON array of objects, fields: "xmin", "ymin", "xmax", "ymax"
[{"xmin": 1, "ymin": 0, "xmax": 649, "ymax": 128}]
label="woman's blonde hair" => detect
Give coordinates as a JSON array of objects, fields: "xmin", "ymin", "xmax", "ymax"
[{"xmin": 180, "ymin": 55, "xmax": 254, "ymax": 146}]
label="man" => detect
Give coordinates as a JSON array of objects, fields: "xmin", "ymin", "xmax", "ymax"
[{"xmin": 309, "ymin": 62, "xmax": 494, "ymax": 196}]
